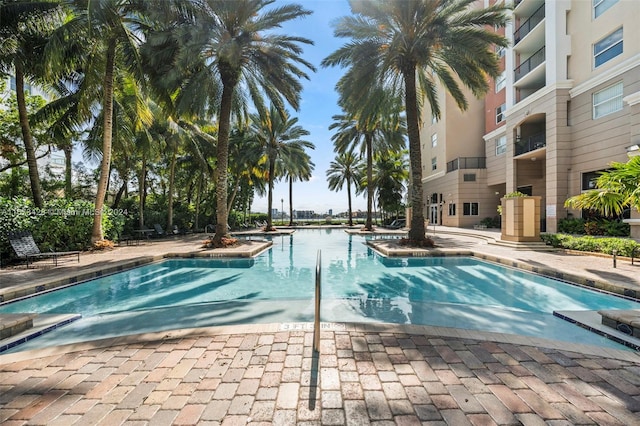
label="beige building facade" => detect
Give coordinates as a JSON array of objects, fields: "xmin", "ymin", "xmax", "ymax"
[{"xmin": 420, "ymin": 0, "xmax": 640, "ymax": 233}]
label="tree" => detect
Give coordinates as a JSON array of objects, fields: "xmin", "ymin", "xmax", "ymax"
[
  {"xmin": 326, "ymin": 151, "xmax": 363, "ymax": 227},
  {"xmin": 280, "ymin": 146, "xmax": 314, "ymax": 226},
  {"xmin": 165, "ymin": 0, "xmax": 315, "ymax": 245},
  {"xmin": 250, "ymin": 104, "xmax": 313, "ymax": 230},
  {"xmin": 47, "ymin": 0, "xmax": 151, "ymax": 243},
  {"xmin": 323, "ymin": 0, "xmax": 508, "ymax": 243},
  {"xmin": 565, "ymin": 155, "xmax": 640, "ymax": 217},
  {"xmin": 0, "ymin": 1, "xmax": 62, "ymax": 207},
  {"xmin": 371, "ymin": 150, "xmax": 409, "ymax": 220},
  {"xmin": 328, "ymin": 86, "xmax": 405, "ymax": 231}
]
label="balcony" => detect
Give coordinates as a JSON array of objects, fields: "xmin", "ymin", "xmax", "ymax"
[
  {"xmin": 446, "ymin": 157, "xmax": 486, "ymax": 173},
  {"xmin": 514, "ymin": 4, "xmax": 545, "ymax": 45},
  {"xmin": 514, "ymin": 46, "xmax": 545, "ymax": 82},
  {"xmin": 515, "ymin": 132, "xmax": 546, "ymax": 156}
]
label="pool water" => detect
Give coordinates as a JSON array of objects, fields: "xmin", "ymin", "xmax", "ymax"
[{"xmin": 1, "ymin": 229, "xmax": 638, "ymax": 352}]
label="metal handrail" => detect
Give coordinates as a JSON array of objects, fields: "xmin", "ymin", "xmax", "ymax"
[{"xmin": 313, "ymin": 250, "xmax": 321, "ymax": 352}]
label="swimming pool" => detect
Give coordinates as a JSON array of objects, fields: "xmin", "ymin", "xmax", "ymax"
[{"xmin": 1, "ymin": 229, "xmax": 638, "ymax": 352}]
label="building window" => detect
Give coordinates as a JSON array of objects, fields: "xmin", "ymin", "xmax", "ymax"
[
  {"xmin": 431, "ymin": 133, "xmax": 437, "ymax": 147},
  {"xmin": 463, "ymin": 202, "xmax": 479, "ymax": 216},
  {"xmin": 582, "ymin": 170, "xmax": 606, "ymax": 190},
  {"xmin": 431, "ymin": 115, "xmax": 437, "ymax": 124},
  {"xmin": 594, "ymin": 0, "xmax": 618, "ymax": 18},
  {"xmin": 495, "ymin": 135, "xmax": 507, "ymax": 155},
  {"xmin": 495, "ymin": 71, "xmax": 506, "ymax": 93},
  {"xmin": 593, "ymin": 82, "xmax": 623, "ymax": 119},
  {"xmin": 594, "ymin": 27, "xmax": 622, "ymax": 68},
  {"xmin": 463, "ymin": 174, "xmax": 476, "ymax": 182},
  {"xmin": 431, "ymin": 157, "xmax": 437, "ymax": 171},
  {"xmin": 496, "ymin": 104, "xmax": 506, "ymax": 124},
  {"xmin": 495, "ymin": 44, "xmax": 505, "ymax": 58},
  {"xmin": 448, "ymin": 204, "xmax": 456, "ymax": 216}
]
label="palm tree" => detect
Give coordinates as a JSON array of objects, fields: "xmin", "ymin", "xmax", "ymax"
[
  {"xmin": 329, "ymin": 83, "xmax": 406, "ymax": 231},
  {"xmin": 323, "ymin": 0, "xmax": 508, "ymax": 243},
  {"xmin": 0, "ymin": 1, "xmax": 63, "ymax": 208},
  {"xmin": 251, "ymin": 104, "xmax": 314, "ymax": 230},
  {"xmin": 372, "ymin": 150, "xmax": 409, "ymax": 221},
  {"xmin": 163, "ymin": 0, "xmax": 315, "ymax": 245},
  {"xmin": 565, "ymin": 156, "xmax": 640, "ymax": 217},
  {"xmin": 47, "ymin": 0, "xmax": 151, "ymax": 243},
  {"xmin": 280, "ymin": 147, "xmax": 314, "ymax": 226},
  {"xmin": 326, "ymin": 151, "xmax": 363, "ymax": 227}
]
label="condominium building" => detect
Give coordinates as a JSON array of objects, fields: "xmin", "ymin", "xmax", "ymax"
[{"xmin": 420, "ymin": 0, "xmax": 640, "ymax": 233}]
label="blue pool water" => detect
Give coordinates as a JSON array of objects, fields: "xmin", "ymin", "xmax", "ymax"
[{"xmin": 1, "ymin": 229, "xmax": 638, "ymax": 352}]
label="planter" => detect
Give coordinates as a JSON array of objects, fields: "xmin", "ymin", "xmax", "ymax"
[{"xmin": 500, "ymin": 196, "xmax": 541, "ymax": 242}]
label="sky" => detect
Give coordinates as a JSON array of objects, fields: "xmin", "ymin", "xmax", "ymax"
[{"xmin": 250, "ymin": 0, "xmax": 362, "ymax": 215}]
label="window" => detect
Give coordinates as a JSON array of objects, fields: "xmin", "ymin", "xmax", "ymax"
[
  {"xmin": 582, "ymin": 170, "xmax": 606, "ymax": 190},
  {"xmin": 431, "ymin": 133, "xmax": 437, "ymax": 147},
  {"xmin": 495, "ymin": 135, "xmax": 507, "ymax": 155},
  {"xmin": 431, "ymin": 157, "xmax": 437, "ymax": 171},
  {"xmin": 463, "ymin": 202, "xmax": 479, "ymax": 216},
  {"xmin": 594, "ymin": 27, "xmax": 622, "ymax": 67},
  {"xmin": 448, "ymin": 204, "xmax": 456, "ymax": 216},
  {"xmin": 593, "ymin": 82, "xmax": 623, "ymax": 119},
  {"xmin": 594, "ymin": 0, "xmax": 618, "ymax": 18},
  {"xmin": 495, "ymin": 45, "xmax": 505, "ymax": 58},
  {"xmin": 431, "ymin": 115, "xmax": 437, "ymax": 124},
  {"xmin": 495, "ymin": 71, "xmax": 506, "ymax": 93},
  {"xmin": 463, "ymin": 174, "xmax": 476, "ymax": 182},
  {"xmin": 496, "ymin": 104, "xmax": 506, "ymax": 124}
]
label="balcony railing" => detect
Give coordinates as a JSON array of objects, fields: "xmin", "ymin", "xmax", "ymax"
[
  {"xmin": 513, "ymin": 3, "xmax": 545, "ymax": 44},
  {"xmin": 515, "ymin": 132, "xmax": 546, "ymax": 156},
  {"xmin": 446, "ymin": 157, "xmax": 486, "ymax": 173},
  {"xmin": 514, "ymin": 46, "xmax": 545, "ymax": 82}
]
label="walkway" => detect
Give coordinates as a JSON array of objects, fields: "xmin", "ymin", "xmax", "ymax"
[{"xmin": 0, "ymin": 227, "xmax": 639, "ymax": 425}]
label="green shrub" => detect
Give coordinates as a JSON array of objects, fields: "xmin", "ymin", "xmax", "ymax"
[
  {"xmin": 558, "ymin": 218, "xmax": 585, "ymax": 234},
  {"xmin": 480, "ymin": 216, "xmax": 501, "ymax": 228},
  {"xmin": 540, "ymin": 233, "xmax": 640, "ymax": 257},
  {"xmin": 0, "ymin": 197, "xmax": 123, "ymax": 260}
]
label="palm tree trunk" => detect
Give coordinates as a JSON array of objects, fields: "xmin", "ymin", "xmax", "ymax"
[
  {"xmin": 404, "ymin": 65, "xmax": 426, "ymax": 242},
  {"xmin": 167, "ymin": 144, "xmax": 177, "ymax": 230},
  {"xmin": 91, "ymin": 39, "xmax": 116, "ymax": 243},
  {"xmin": 347, "ymin": 177, "xmax": 353, "ymax": 226},
  {"xmin": 288, "ymin": 176, "xmax": 293, "ymax": 226},
  {"xmin": 365, "ymin": 133, "xmax": 373, "ymax": 230},
  {"xmin": 195, "ymin": 173, "xmax": 202, "ymax": 231},
  {"xmin": 266, "ymin": 157, "xmax": 275, "ymax": 230},
  {"xmin": 112, "ymin": 182, "xmax": 126, "ymax": 209},
  {"xmin": 63, "ymin": 144, "xmax": 72, "ymax": 197},
  {"xmin": 214, "ymin": 80, "xmax": 235, "ymax": 243},
  {"xmin": 139, "ymin": 154, "xmax": 147, "ymax": 229},
  {"xmin": 15, "ymin": 63, "xmax": 44, "ymax": 208}
]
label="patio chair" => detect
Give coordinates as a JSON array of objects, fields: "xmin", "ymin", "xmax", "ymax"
[
  {"xmin": 153, "ymin": 224, "xmax": 167, "ymax": 238},
  {"xmin": 8, "ymin": 231, "xmax": 80, "ymax": 268}
]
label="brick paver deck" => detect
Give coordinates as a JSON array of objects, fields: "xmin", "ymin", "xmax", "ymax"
[{"xmin": 1, "ymin": 325, "xmax": 639, "ymax": 425}]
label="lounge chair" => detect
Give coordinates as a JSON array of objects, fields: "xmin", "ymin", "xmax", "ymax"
[
  {"xmin": 8, "ymin": 231, "xmax": 80, "ymax": 267},
  {"xmin": 153, "ymin": 224, "xmax": 166, "ymax": 238}
]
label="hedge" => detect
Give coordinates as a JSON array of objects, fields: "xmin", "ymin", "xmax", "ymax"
[{"xmin": 541, "ymin": 233, "xmax": 640, "ymax": 257}]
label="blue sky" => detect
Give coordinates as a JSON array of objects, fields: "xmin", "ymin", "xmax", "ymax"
[{"xmin": 252, "ymin": 0, "xmax": 363, "ymax": 215}]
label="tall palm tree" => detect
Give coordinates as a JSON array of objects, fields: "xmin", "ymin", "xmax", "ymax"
[
  {"xmin": 164, "ymin": 0, "xmax": 315, "ymax": 244},
  {"xmin": 323, "ymin": 0, "xmax": 508, "ymax": 243},
  {"xmin": 280, "ymin": 147, "xmax": 314, "ymax": 226},
  {"xmin": 0, "ymin": 1, "xmax": 63, "ymax": 208},
  {"xmin": 251, "ymin": 104, "xmax": 314, "ymax": 231},
  {"xmin": 329, "ymin": 90, "xmax": 405, "ymax": 231},
  {"xmin": 326, "ymin": 151, "xmax": 363, "ymax": 227},
  {"xmin": 372, "ymin": 150, "xmax": 409, "ymax": 221},
  {"xmin": 565, "ymin": 155, "xmax": 640, "ymax": 217},
  {"xmin": 47, "ymin": 0, "xmax": 151, "ymax": 243}
]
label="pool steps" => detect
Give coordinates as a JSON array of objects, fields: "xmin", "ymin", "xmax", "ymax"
[
  {"xmin": 0, "ymin": 314, "xmax": 81, "ymax": 353},
  {"xmin": 554, "ymin": 310, "xmax": 640, "ymax": 351}
]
